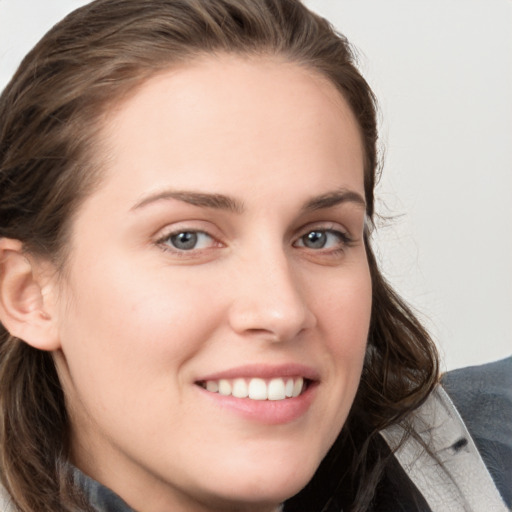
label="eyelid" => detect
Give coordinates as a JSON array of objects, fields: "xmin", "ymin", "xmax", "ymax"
[
  {"xmin": 295, "ymin": 221, "xmax": 353, "ymax": 239},
  {"xmin": 293, "ymin": 223, "xmax": 356, "ymax": 252},
  {"xmin": 154, "ymin": 223, "xmax": 224, "ymax": 255}
]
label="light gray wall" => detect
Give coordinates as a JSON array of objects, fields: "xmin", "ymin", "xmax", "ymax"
[{"xmin": 1, "ymin": 0, "xmax": 511, "ymax": 370}]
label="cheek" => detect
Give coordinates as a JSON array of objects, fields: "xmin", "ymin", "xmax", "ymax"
[
  {"xmin": 319, "ymin": 263, "xmax": 372, "ymax": 343},
  {"xmin": 318, "ymin": 263, "xmax": 372, "ymax": 398},
  {"xmin": 55, "ymin": 260, "xmax": 224, "ymax": 396},
  {"xmin": 54, "ymin": 269, "xmax": 227, "ymax": 451},
  {"xmin": 307, "ymin": 268, "xmax": 371, "ymax": 464}
]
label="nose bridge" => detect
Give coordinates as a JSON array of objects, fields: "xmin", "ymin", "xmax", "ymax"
[{"xmin": 228, "ymin": 238, "xmax": 316, "ymax": 340}]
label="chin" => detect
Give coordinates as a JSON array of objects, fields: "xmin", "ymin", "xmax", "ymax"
[{"xmin": 198, "ymin": 453, "xmax": 320, "ymax": 508}]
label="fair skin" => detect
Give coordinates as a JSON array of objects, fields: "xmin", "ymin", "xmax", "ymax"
[{"xmin": 1, "ymin": 55, "xmax": 372, "ymax": 512}]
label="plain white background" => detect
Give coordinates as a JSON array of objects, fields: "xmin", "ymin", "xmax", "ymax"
[{"xmin": 0, "ymin": 1, "xmax": 510, "ymax": 370}]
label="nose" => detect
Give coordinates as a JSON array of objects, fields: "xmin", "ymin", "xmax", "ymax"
[{"xmin": 227, "ymin": 249, "xmax": 317, "ymax": 342}]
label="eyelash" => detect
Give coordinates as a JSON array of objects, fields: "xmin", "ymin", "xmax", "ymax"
[
  {"xmin": 155, "ymin": 226, "xmax": 354, "ymax": 256},
  {"xmin": 156, "ymin": 230, "xmax": 219, "ymax": 255},
  {"xmin": 293, "ymin": 228, "xmax": 354, "ymax": 254}
]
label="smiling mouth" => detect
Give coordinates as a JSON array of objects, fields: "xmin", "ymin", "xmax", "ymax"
[{"xmin": 197, "ymin": 377, "xmax": 308, "ymax": 401}]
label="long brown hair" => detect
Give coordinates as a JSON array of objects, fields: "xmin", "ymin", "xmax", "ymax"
[{"xmin": 0, "ymin": 1, "xmax": 438, "ymax": 510}]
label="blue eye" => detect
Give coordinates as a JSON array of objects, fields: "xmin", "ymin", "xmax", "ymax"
[
  {"xmin": 164, "ymin": 231, "xmax": 214, "ymax": 251},
  {"xmin": 296, "ymin": 229, "xmax": 350, "ymax": 250}
]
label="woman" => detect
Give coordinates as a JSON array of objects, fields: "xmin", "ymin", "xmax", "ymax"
[{"xmin": 0, "ymin": 1, "xmax": 509, "ymax": 511}]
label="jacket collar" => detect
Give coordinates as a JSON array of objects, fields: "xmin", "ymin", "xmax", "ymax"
[{"xmin": 380, "ymin": 386, "xmax": 508, "ymax": 512}]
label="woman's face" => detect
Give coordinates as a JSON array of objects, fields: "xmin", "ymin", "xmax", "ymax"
[{"xmin": 52, "ymin": 55, "xmax": 372, "ymax": 512}]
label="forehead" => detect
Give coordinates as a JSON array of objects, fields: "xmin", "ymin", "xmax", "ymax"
[{"xmin": 92, "ymin": 54, "xmax": 364, "ymax": 204}]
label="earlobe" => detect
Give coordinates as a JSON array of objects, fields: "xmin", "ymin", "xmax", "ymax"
[{"xmin": 0, "ymin": 238, "xmax": 61, "ymax": 351}]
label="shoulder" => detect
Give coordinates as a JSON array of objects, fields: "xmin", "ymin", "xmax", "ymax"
[
  {"xmin": 442, "ymin": 357, "xmax": 512, "ymax": 507},
  {"xmin": 380, "ymin": 357, "xmax": 512, "ymax": 512},
  {"xmin": 442, "ymin": 356, "xmax": 512, "ymax": 437}
]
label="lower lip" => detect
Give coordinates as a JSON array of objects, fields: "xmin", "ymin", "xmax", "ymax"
[{"xmin": 196, "ymin": 382, "xmax": 317, "ymax": 425}]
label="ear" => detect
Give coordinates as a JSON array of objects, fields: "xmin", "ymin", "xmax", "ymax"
[{"xmin": 0, "ymin": 238, "xmax": 61, "ymax": 351}]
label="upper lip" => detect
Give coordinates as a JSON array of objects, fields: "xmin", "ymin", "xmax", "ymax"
[{"xmin": 196, "ymin": 363, "xmax": 320, "ymax": 382}]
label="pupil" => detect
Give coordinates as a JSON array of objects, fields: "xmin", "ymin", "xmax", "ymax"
[
  {"xmin": 171, "ymin": 232, "xmax": 197, "ymax": 250},
  {"xmin": 305, "ymin": 231, "xmax": 326, "ymax": 248}
]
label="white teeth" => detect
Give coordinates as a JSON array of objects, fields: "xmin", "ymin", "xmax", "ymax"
[
  {"xmin": 285, "ymin": 378, "xmax": 294, "ymax": 398},
  {"xmin": 248, "ymin": 378, "xmax": 267, "ymax": 400},
  {"xmin": 232, "ymin": 378, "xmax": 248, "ymax": 398},
  {"xmin": 218, "ymin": 379, "xmax": 232, "ymax": 396},
  {"xmin": 268, "ymin": 378, "xmax": 286, "ymax": 400},
  {"xmin": 202, "ymin": 376, "xmax": 306, "ymax": 401},
  {"xmin": 206, "ymin": 381, "xmax": 219, "ymax": 393},
  {"xmin": 292, "ymin": 377, "xmax": 304, "ymax": 398}
]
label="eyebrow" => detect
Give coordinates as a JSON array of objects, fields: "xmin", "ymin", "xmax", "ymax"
[
  {"xmin": 302, "ymin": 189, "xmax": 366, "ymax": 212},
  {"xmin": 131, "ymin": 187, "xmax": 366, "ymax": 214},
  {"xmin": 131, "ymin": 190, "xmax": 245, "ymax": 214}
]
